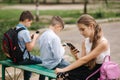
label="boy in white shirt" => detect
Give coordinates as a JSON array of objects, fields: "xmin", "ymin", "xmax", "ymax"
[{"xmin": 39, "ymin": 16, "xmax": 69, "ymax": 80}]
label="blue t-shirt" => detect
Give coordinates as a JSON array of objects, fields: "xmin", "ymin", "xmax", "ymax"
[{"xmin": 16, "ymin": 23, "xmax": 31, "ymax": 59}]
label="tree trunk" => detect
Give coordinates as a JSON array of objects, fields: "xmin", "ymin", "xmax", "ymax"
[
  {"xmin": 35, "ymin": 0, "xmax": 39, "ymax": 22},
  {"xmin": 19, "ymin": 0, "xmax": 23, "ymax": 3},
  {"xmin": 43, "ymin": 0, "xmax": 46, "ymax": 4},
  {"xmin": 31, "ymin": 0, "xmax": 34, "ymax": 3},
  {"xmin": 56, "ymin": 0, "xmax": 59, "ymax": 4},
  {"xmin": 83, "ymin": 0, "xmax": 88, "ymax": 14},
  {"xmin": 72, "ymin": 0, "xmax": 75, "ymax": 3},
  {"xmin": 105, "ymin": 0, "xmax": 108, "ymax": 7},
  {"xmin": 9, "ymin": 0, "xmax": 12, "ymax": 3}
]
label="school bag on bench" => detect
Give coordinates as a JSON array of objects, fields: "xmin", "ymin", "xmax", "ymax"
[
  {"xmin": 86, "ymin": 55, "xmax": 120, "ymax": 80},
  {"xmin": 2, "ymin": 27, "xmax": 30, "ymax": 63}
]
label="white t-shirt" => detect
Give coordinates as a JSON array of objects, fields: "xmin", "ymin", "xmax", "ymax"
[{"xmin": 85, "ymin": 37, "xmax": 110, "ymax": 64}]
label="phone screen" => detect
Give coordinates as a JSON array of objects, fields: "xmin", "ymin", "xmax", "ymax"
[{"xmin": 66, "ymin": 43, "xmax": 75, "ymax": 50}]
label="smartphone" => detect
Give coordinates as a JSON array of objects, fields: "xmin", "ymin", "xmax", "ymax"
[
  {"xmin": 62, "ymin": 43, "xmax": 67, "ymax": 46},
  {"xmin": 36, "ymin": 31, "xmax": 40, "ymax": 34},
  {"xmin": 31, "ymin": 31, "xmax": 40, "ymax": 39},
  {"xmin": 66, "ymin": 43, "xmax": 80, "ymax": 53},
  {"xmin": 66, "ymin": 43, "xmax": 75, "ymax": 50}
]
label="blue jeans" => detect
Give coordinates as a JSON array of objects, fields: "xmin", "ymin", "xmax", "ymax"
[
  {"xmin": 18, "ymin": 54, "xmax": 42, "ymax": 80},
  {"xmin": 39, "ymin": 59, "xmax": 70, "ymax": 80}
]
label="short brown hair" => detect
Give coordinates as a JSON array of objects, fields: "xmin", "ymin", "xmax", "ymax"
[
  {"xmin": 19, "ymin": 11, "xmax": 34, "ymax": 21},
  {"xmin": 50, "ymin": 16, "xmax": 64, "ymax": 29}
]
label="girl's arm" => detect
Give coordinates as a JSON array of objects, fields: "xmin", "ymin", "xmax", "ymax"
[
  {"xmin": 80, "ymin": 40, "xmax": 86, "ymax": 57},
  {"xmin": 55, "ymin": 40, "xmax": 108, "ymax": 73}
]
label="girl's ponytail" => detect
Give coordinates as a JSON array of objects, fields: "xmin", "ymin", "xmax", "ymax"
[
  {"xmin": 87, "ymin": 24, "xmax": 102, "ymax": 69},
  {"xmin": 77, "ymin": 14, "xmax": 102, "ymax": 69}
]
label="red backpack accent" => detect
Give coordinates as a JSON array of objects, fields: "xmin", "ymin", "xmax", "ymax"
[{"xmin": 2, "ymin": 28, "xmax": 27, "ymax": 63}]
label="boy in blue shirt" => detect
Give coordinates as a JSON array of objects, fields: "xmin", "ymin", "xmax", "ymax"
[{"xmin": 16, "ymin": 11, "xmax": 42, "ymax": 80}]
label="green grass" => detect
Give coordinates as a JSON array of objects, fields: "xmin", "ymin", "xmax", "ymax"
[
  {"xmin": 35, "ymin": 10, "xmax": 82, "ymax": 18},
  {"xmin": 1, "ymin": 9, "xmax": 120, "ymax": 30},
  {"xmin": 0, "ymin": 9, "xmax": 119, "ymax": 34},
  {"xmin": 0, "ymin": 10, "xmax": 21, "ymax": 19},
  {"xmin": 0, "ymin": 9, "xmax": 120, "ymax": 32},
  {"xmin": 0, "ymin": 0, "xmax": 34, "ymax": 4},
  {"xmin": 104, "ymin": 1, "xmax": 120, "ymax": 9}
]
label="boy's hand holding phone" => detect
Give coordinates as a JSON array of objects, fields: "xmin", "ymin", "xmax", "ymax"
[{"xmin": 31, "ymin": 31, "xmax": 40, "ymax": 39}]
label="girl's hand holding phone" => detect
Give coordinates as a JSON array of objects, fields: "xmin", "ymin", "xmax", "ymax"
[{"xmin": 63, "ymin": 42, "xmax": 79, "ymax": 60}]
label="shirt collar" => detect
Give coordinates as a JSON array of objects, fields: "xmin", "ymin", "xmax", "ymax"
[
  {"xmin": 17, "ymin": 23, "xmax": 27, "ymax": 30},
  {"xmin": 49, "ymin": 28, "xmax": 57, "ymax": 34}
]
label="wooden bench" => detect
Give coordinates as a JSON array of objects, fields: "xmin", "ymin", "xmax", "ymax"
[{"xmin": 0, "ymin": 59, "xmax": 56, "ymax": 80}]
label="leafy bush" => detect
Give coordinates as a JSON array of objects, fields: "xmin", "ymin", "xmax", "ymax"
[{"xmin": 94, "ymin": 11, "xmax": 105, "ymax": 19}]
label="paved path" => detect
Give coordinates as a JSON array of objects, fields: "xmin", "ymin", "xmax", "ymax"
[{"xmin": 1, "ymin": 4, "xmax": 100, "ymax": 10}]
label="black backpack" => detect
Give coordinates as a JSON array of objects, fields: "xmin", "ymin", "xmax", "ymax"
[{"xmin": 2, "ymin": 27, "xmax": 29, "ymax": 63}]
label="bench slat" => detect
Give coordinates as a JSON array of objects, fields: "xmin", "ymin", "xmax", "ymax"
[{"xmin": 0, "ymin": 59, "xmax": 56, "ymax": 78}]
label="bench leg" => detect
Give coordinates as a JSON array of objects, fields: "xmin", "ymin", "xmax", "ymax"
[
  {"xmin": 2, "ymin": 65, "xmax": 6, "ymax": 80},
  {"xmin": 48, "ymin": 77, "xmax": 55, "ymax": 80}
]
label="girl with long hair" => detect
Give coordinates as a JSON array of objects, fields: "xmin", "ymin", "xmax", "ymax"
[{"xmin": 55, "ymin": 14, "xmax": 110, "ymax": 80}]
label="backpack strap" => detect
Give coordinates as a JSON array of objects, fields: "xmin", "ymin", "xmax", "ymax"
[
  {"xmin": 15, "ymin": 27, "xmax": 25, "ymax": 33},
  {"xmin": 86, "ymin": 55, "xmax": 110, "ymax": 80},
  {"xmin": 86, "ymin": 68, "xmax": 100, "ymax": 80},
  {"xmin": 103, "ymin": 55, "xmax": 110, "ymax": 62},
  {"xmin": 15, "ymin": 27, "xmax": 31, "ymax": 60},
  {"xmin": 23, "ymin": 48, "xmax": 31, "ymax": 60}
]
